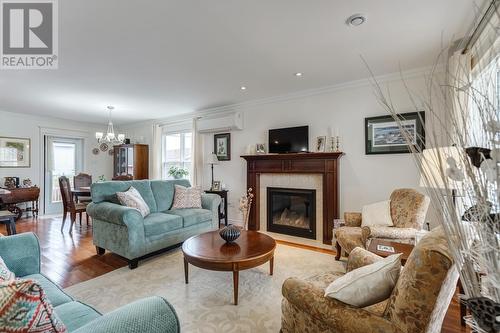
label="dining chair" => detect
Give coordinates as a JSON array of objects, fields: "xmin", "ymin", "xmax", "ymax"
[
  {"xmin": 73, "ymin": 173, "xmax": 92, "ymax": 203},
  {"xmin": 59, "ymin": 176, "xmax": 89, "ymax": 233}
]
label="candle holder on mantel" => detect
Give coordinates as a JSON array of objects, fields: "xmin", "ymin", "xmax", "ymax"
[{"xmin": 330, "ymin": 136, "xmax": 341, "ymax": 152}]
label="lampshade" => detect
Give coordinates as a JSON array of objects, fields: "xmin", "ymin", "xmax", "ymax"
[
  {"xmin": 419, "ymin": 146, "xmax": 464, "ymax": 189},
  {"xmin": 206, "ymin": 153, "xmax": 219, "ymax": 165}
]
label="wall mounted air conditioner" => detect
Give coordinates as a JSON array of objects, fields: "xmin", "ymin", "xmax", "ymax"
[{"xmin": 197, "ymin": 111, "xmax": 243, "ymax": 133}]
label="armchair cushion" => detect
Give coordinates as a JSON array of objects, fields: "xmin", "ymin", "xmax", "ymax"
[
  {"xmin": 361, "ymin": 226, "xmax": 418, "ymax": 245},
  {"xmin": 346, "ymin": 247, "xmax": 383, "ymax": 272},
  {"xmin": 361, "ymin": 200, "xmax": 393, "ymax": 227},
  {"xmin": 324, "ymin": 254, "xmax": 402, "ymax": 307}
]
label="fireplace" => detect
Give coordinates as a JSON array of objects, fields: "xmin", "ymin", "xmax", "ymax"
[{"xmin": 267, "ymin": 187, "xmax": 316, "ymax": 240}]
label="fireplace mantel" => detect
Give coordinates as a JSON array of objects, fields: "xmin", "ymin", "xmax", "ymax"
[{"xmin": 241, "ymin": 152, "xmax": 344, "ymax": 245}]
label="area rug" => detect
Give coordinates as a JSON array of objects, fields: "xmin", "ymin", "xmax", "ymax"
[{"xmin": 65, "ymin": 244, "xmax": 344, "ymax": 332}]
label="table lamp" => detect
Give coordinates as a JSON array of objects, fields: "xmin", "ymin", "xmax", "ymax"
[{"xmin": 207, "ymin": 153, "xmax": 219, "ymax": 190}]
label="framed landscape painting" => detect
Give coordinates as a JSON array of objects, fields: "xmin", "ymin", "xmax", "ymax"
[
  {"xmin": 214, "ymin": 133, "xmax": 231, "ymax": 161},
  {"xmin": 0, "ymin": 137, "xmax": 31, "ymax": 167},
  {"xmin": 365, "ymin": 111, "xmax": 425, "ymax": 154}
]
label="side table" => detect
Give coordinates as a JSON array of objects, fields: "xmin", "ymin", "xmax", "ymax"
[
  {"xmin": 205, "ymin": 189, "xmax": 228, "ymax": 227},
  {"xmin": 0, "ymin": 211, "xmax": 17, "ymax": 235},
  {"xmin": 367, "ymin": 239, "xmax": 414, "ymax": 265}
]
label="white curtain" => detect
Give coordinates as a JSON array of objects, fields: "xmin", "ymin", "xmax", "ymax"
[
  {"xmin": 190, "ymin": 117, "xmax": 203, "ymax": 186},
  {"xmin": 151, "ymin": 123, "xmax": 162, "ymax": 179},
  {"xmin": 447, "ymin": 50, "xmax": 472, "ymax": 145}
]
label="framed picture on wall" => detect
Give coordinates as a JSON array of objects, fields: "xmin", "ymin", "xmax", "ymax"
[
  {"xmin": 214, "ymin": 133, "xmax": 231, "ymax": 161},
  {"xmin": 365, "ymin": 111, "xmax": 425, "ymax": 154},
  {"xmin": 0, "ymin": 137, "xmax": 31, "ymax": 168}
]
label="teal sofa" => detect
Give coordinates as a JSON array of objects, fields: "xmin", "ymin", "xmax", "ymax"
[
  {"xmin": 87, "ymin": 179, "xmax": 221, "ymax": 269},
  {"xmin": 0, "ymin": 233, "xmax": 180, "ymax": 332}
]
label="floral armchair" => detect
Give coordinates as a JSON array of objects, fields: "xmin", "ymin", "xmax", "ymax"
[
  {"xmin": 334, "ymin": 189, "xmax": 430, "ymax": 260},
  {"xmin": 281, "ymin": 227, "xmax": 459, "ymax": 333}
]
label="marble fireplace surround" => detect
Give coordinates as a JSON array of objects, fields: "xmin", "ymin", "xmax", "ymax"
[{"xmin": 260, "ymin": 174, "xmax": 323, "ymax": 244}]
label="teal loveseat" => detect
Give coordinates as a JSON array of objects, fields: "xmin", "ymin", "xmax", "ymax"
[
  {"xmin": 87, "ymin": 179, "xmax": 221, "ymax": 269},
  {"xmin": 0, "ymin": 233, "xmax": 180, "ymax": 332}
]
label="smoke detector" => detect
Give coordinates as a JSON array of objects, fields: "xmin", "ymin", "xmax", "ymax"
[{"xmin": 346, "ymin": 14, "xmax": 366, "ymax": 27}]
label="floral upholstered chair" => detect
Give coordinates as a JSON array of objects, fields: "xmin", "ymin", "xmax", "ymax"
[
  {"xmin": 281, "ymin": 227, "xmax": 459, "ymax": 333},
  {"xmin": 334, "ymin": 189, "xmax": 430, "ymax": 260}
]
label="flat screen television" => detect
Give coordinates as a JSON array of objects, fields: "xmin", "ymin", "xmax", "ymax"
[{"xmin": 268, "ymin": 126, "xmax": 309, "ymax": 153}]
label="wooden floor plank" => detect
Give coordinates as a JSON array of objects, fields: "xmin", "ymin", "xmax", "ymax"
[{"xmin": 1, "ymin": 215, "xmax": 466, "ymax": 332}]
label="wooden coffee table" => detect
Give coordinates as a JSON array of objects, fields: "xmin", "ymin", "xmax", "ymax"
[
  {"xmin": 182, "ymin": 230, "xmax": 276, "ymax": 305},
  {"xmin": 367, "ymin": 239, "xmax": 414, "ymax": 264}
]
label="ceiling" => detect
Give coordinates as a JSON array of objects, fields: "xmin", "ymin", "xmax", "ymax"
[{"xmin": 0, "ymin": 0, "xmax": 483, "ymax": 125}]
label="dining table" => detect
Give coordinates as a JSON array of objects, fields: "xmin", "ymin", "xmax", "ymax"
[{"xmin": 71, "ymin": 186, "xmax": 91, "ymax": 203}]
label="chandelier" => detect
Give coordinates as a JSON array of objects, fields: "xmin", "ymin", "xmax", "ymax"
[{"xmin": 95, "ymin": 106, "xmax": 125, "ymax": 144}]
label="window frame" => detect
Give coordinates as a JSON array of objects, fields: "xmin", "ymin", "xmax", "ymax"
[{"xmin": 161, "ymin": 130, "xmax": 192, "ymax": 182}]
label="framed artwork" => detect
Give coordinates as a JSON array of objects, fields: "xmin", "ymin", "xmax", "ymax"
[
  {"xmin": 365, "ymin": 111, "xmax": 425, "ymax": 155},
  {"xmin": 316, "ymin": 136, "xmax": 326, "ymax": 152},
  {"xmin": 256, "ymin": 143, "xmax": 266, "ymax": 154},
  {"xmin": 212, "ymin": 180, "xmax": 221, "ymax": 191},
  {"xmin": 214, "ymin": 133, "xmax": 231, "ymax": 161},
  {"xmin": 0, "ymin": 137, "xmax": 31, "ymax": 168}
]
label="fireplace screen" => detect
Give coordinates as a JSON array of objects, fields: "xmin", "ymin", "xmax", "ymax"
[{"xmin": 267, "ymin": 187, "xmax": 316, "ymax": 239}]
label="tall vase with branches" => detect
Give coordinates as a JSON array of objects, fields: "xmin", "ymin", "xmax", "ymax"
[
  {"xmin": 239, "ymin": 188, "xmax": 254, "ymax": 230},
  {"xmin": 366, "ymin": 45, "xmax": 499, "ymax": 331}
]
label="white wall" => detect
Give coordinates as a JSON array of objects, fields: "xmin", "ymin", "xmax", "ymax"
[
  {"xmin": 201, "ymin": 75, "xmax": 430, "ymax": 225},
  {"xmin": 119, "ymin": 71, "xmax": 436, "ymax": 227},
  {"xmin": 0, "ymin": 110, "xmax": 114, "ymax": 213}
]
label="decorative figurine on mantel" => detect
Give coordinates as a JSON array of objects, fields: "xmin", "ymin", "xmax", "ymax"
[{"xmin": 239, "ymin": 188, "xmax": 254, "ymax": 230}]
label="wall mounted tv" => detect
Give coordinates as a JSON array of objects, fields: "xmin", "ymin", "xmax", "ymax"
[{"xmin": 268, "ymin": 126, "xmax": 309, "ymax": 154}]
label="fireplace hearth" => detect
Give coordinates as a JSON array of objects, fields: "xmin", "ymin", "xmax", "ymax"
[{"xmin": 267, "ymin": 187, "xmax": 316, "ymax": 240}]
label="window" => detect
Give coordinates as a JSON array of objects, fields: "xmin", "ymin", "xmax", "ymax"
[
  {"xmin": 469, "ymin": 56, "xmax": 499, "ymax": 147},
  {"xmin": 162, "ymin": 131, "xmax": 192, "ymax": 181}
]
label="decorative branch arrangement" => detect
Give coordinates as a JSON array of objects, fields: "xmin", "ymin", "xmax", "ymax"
[
  {"xmin": 239, "ymin": 188, "xmax": 254, "ymax": 230},
  {"xmin": 365, "ymin": 49, "xmax": 499, "ymax": 332}
]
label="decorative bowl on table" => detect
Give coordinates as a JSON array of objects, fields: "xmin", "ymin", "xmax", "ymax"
[{"xmin": 219, "ymin": 225, "xmax": 241, "ymax": 243}]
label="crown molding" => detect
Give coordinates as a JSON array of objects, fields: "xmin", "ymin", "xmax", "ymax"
[
  {"xmin": 197, "ymin": 64, "xmax": 444, "ymax": 115},
  {"xmin": 127, "ymin": 64, "xmax": 444, "ymax": 128}
]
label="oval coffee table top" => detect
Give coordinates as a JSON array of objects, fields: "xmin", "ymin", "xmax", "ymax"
[{"xmin": 182, "ymin": 230, "xmax": 276, "ymax": 263}]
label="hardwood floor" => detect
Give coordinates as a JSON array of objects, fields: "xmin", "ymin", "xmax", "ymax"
[{"xmin": 2, "ymin": 216, "xmax": 466, "ymax": 332}]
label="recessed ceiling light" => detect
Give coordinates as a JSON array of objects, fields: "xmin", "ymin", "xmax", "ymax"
[
  {"xmin": 240, "ymin": 86, "xmax": 247, "ymax": 90},
  {"xmin": 346, "ymin": 14, "xmax": 366, "ymax": 27},
  {"xmin": 294, "ymin": 72, "xmax": 303, "ymax": 77}
]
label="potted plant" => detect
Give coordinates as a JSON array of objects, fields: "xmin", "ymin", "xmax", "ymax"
[{"xmin": 168, "ymin": 166, "xmax": 189, "ymax": 179}]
